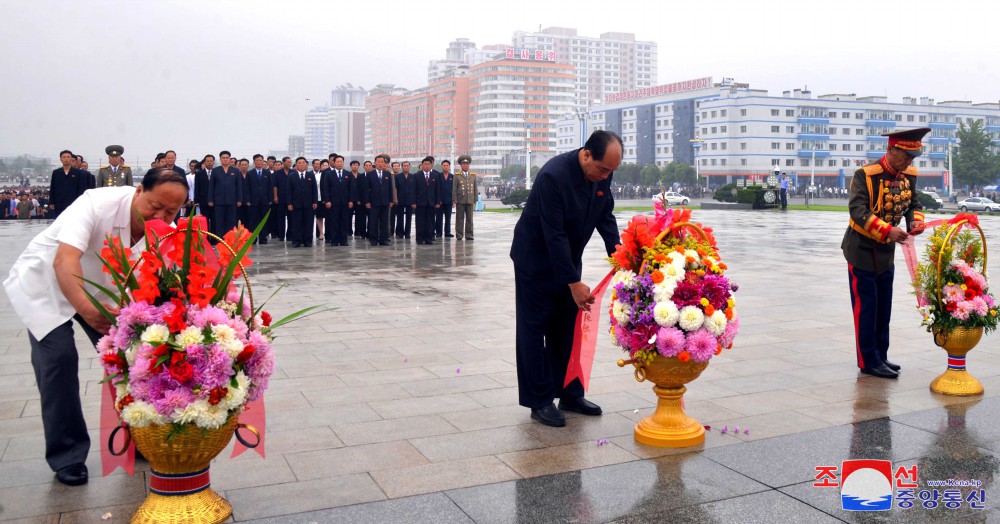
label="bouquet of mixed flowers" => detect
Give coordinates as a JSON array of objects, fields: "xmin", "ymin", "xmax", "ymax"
[
  {"xmin": 85, "ymin": 216, "xmax": 321, "ymax": 431},
  {"xmin": 915, "ymin": 219, "xmax": 998, "ymax": 334},
  {"xmin": 607, "ymin": 205, "xmax": 739, "ymax": 365}
]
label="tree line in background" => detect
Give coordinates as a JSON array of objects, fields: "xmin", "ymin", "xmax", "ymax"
[
  {"xmin": 953, "ymin": 120, "xmax": 1000, "ymax": 189},
  {"xmin": 500, "ymin": 161, "xmax": 697, "ymax": 187}
]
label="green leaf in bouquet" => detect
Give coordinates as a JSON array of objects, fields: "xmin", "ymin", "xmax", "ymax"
[
  {"xmin": 78, "ymin": 277, "xmax": 120, "ymax": 325},
  {"xmin": 263, "ymin": 304, "xmax": 336, "ymax": 333},
  {"xmin": 210, "ymin": 212, "xmax": 270, "ymax": 305},
  {"xmin": 253, "ymin": 283, "xmax": 287, "ymax": 316}
]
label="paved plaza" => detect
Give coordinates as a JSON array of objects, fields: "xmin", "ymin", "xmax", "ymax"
[{"xmin": 1, "ymin": 204, "xmax": 999, "ymax": 523}]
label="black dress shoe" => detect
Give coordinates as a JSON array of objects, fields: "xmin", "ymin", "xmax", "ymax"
[
  {"xmin": 56, "ymin": 463, "xmax": 88, "ymax": 486},
  {"xmin": 860, "ymin": 364, "xmax": 898, "ymax": 379},
  {"xmin": 379, "ymin": 242, "xmax": 391, "ymax": 246},
  {"xmin": 884, "ymin": 360, "xmax": 901, "ymax": 371},
  {"xmin": 339, "ymin": 242, "xmax": 350, "ymax": 246},
  {"xmin": 558, "ymin": 397, "xmax": 603, "ymax": 416},
  {"xmin": 445, "ymin": 234, "xmax": 454, "ymax": 238},
  {"xmin": 530, "ymin": 403, "xmax": 565, "ymax": 427}
]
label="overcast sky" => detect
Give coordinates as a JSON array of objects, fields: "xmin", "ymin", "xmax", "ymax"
[{"xmin": 1, "ymin": 0, "xmax": 996, "ymax": 164}]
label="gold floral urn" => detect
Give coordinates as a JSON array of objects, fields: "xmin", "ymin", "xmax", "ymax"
[
  {"xmin": 930, "ymin": 326, "xmax": 984, "ymax": 396},
  {"xmin": 618, "ymin": 354, "xmax": 709, "ymax": 447},
  {"xmin": 128, "ymin": 416, "xmax": 239, "ymax": 524}
]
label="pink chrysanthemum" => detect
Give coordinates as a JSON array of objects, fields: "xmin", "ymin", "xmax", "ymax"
[
  {"xmin": 718, "ymin": 314, "xmax": 740, "ymax": 348},
  {"xmin": 655, "ymin": 326, "xmax": 686, "ymax": 357},
  {"xmin": 686, "ymin": 328, "xmax": 717, "ymax": 362}
]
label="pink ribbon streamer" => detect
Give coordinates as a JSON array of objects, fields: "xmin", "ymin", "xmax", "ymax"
[
  {"xmin": 231, "ymin": 397, "xmax": 267, "ymax": 459},
  {"xmin": 565, "ymin": 270, "xmax": 615, "ymax": 391},
  {"xmin": 100, "ymin": 379, "xmax": 134, "ymax": 476}
]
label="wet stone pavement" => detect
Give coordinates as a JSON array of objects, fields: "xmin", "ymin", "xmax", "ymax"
[{"xmin": 1, "ymin": 204, "xmax": 999, "ymax": 522}]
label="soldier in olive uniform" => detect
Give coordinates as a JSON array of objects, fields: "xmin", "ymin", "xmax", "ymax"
[
  {"xmin": 453, "ymin": 155, "xmax": 478, "ymax": 241},
  {"xmin": 97, "ymin": 145, "xmax": 133, "ymax": 188},
  {"xmin": 842, "ymin": 127, "xmax": 929, "ymax": 379}
]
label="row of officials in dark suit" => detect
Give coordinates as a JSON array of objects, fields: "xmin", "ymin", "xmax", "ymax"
[{"xmin": 187, "ymin": 152, "xmax": 456, "ymax": 248}]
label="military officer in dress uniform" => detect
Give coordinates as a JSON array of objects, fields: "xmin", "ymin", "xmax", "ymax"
[
  {"xmin": 454, "ymin": 155, "xmax": 478, "ymax": 241},
  {"xmin": 842, "ymin": 127, "xmax": 929, "ymax": 379},
  {"xmin": 97, "ymin": 145, "xmax": 133, "ymax": 188}
]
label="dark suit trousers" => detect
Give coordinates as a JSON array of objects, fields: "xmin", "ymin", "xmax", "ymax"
[
  {"xmin": 238, "ymin": 204, "xmax": 253, "ymax": 230},
  {"xmin": 354, "ymin": 204, "xmax": 367, "ymax": 237},
  {"xmin": 29, "ymin": 316, "xmax": 102, "ymax": 471},
  {"xmin": 325, "ymin": 204, "xmax": 350, "ymax": 244},
  {"xmin": 289, "ymin": 206, "xmax": 312, "ymax": 245},
  {"xmin": 271, "ymin": 203, "xmax": 287, "ymax": 240},
  {"xmin": 214, "ymin": 205, "xmax": 237, "ymax": 238},
  {"xmin": 514, "ymin": 271, "xmax": 584, "ymax": 408},
  {"xmin": 848, "ymin": 264, "xmax": 893, "ymax": 369},
  {"xmin": 415, "ymin": 205, "xmax": 434, "ymax": 243},
  {"xmin": 435, "ymin": 204, "xmax": 452, "ymax": 236},
  {"xmin": 394, "ymin": 206, "xmax": 412, "ymax": 238},
  {"xmin": 368, "ymin": 205, "xmax": 390, "ymax": 245}
]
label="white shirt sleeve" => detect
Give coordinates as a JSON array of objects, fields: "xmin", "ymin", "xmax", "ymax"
[{"xmin": 55, "ymin": 192, "xmax": 99, "ymax": 253}]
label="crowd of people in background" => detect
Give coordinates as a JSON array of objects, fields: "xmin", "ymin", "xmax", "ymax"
[{"xmin": 36, "ymin": 147, "xmax": 484, "ymax": 248}]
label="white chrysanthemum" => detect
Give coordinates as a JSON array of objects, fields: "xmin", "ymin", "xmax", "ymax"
[
  {"xmin": 140, "ymin": 324, "xmax": 170, "ymax": 345},
  {"xmin": 115, "ymin": 383, "xmax": 129, "ymax": 398},
  {"xmin": 211, "ymin": 324, "xmax": 237, "ymax": 342},
  {"xmin": 124, "ymin": 345, "xmax": 137, "ymax": 366},
  {"xmin": 704, "ymin": 310, "xmax": 727, "ymax": 336},
  {"xmin": 683, "ymin": 249, "xmax": 699, "ymax": 265},
  {"xmin": 662, "ymin": 263, "xmax": 685, "ymax": 281},
  {"xmin": 611, "ymin": 270, "xmax": 637, "ymax": 290},
  {"xmin": 612, "ymin": 300, "xmax": 631, "ymax": 326},
  {"xmin": 221, "ymin": 372, "xmax": 249, "ymax": 410},
  {"xmin": 653, "ymin": 301, "xmax": 680, "ymax": 327},
  {"xmin": 173, "ymin": 399, "xmax": 209, "ymax": 425},
  {"xmin": 652, "ymin": 279, "xmax": 678, "ymax": 302},
  {"xmin": 121, "ymin": 401, "xmax": 166, "ymax": 427},
  {"xmin": 176, "ymin": 326, "xmax": 205, "ymax": 348},
  {"xmin": 196, "ymin": 404, "xmax": 230, "ymax": 429},
  {"xmin": 678, "ymin": 305, "xmax": 705, "ymax": 332},
  {"xmin": 216, "ymin": 338, "xmax": 243, "ymax": 359}
]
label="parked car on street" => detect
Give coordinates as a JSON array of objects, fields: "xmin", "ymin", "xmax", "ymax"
[
  {"xmin": 651, "ymin": 191, "xmax": 690, "ymax": 206},
  {"xmin": 923, "ymin": 191, "xmax": 943, "ymax": 207},
  {"xmin": 958, "ymin": 197, "xmax": 1000, "ymax": 213}
]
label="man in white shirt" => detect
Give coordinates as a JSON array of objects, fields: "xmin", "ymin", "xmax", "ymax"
[{"xmin": 3, "ymin": 167, "xmax": 188, "ymax": 486}]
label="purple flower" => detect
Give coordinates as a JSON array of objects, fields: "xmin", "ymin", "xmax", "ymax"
[
  {"xmin": 701, "ymin": 275, "xmax": 730, "ymax": 309},
  {"xmin": 686, "ymin": 328, "xmax": 717, "ymax": 362},
  {"xmin": 671, "ymin": 280, "xmax": 702, "ymax": 308},
  {"xmin": 655, "ymin": 326, "xmax": 686, "ymax": 357},
  {"xmin": 153, "ymin": 387, "xmax": 195, "ymax": 417}
]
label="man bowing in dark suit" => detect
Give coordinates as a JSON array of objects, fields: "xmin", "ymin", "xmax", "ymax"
[{"xmin": 510, "ymin": 130, "xmax": 623, "ymax": 428}]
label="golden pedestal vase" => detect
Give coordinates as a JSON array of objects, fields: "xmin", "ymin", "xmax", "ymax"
[
  {"xmin": 930, "ymin": 326, "xmax": 984, "ymax": 396},
  {"xmin": 618, "ymin": 355, "xmax": 709, "ymax": 448},
  {"xmin": 118, "ymin": 416, "xmax": 249, "ymax": 524},
  {"xmin": 927, "ymin": 218, "xmax": 989, "ymax": 397}
]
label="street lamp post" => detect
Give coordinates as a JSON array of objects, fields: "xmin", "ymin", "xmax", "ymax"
[{"xmin": 525, "ymin": 123, "xmax": 533, "ymax": 190}]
